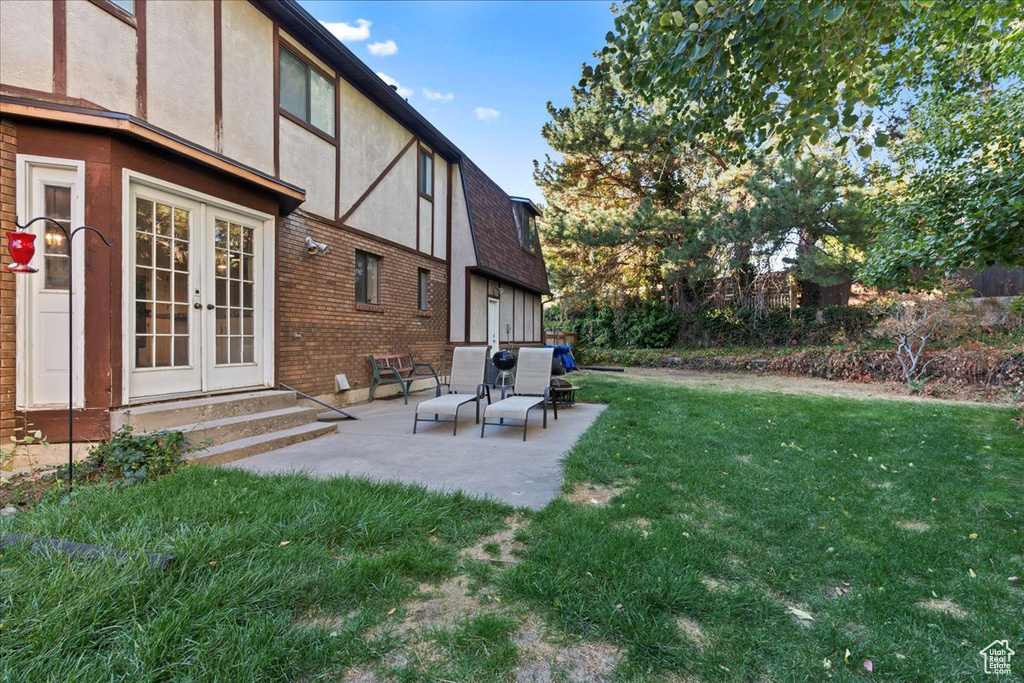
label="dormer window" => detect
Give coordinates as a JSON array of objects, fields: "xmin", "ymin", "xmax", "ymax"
[{"xmin": 513, "ymin": 203, "xmax": 537, "ymax": 252}]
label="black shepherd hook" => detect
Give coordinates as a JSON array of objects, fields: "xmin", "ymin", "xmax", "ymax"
[{"xmin": 14, "ymin": 215, "xmax": 114, "ymax": 488}]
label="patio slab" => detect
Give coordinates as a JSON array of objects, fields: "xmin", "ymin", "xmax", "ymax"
[{"xmin": 228, "ymin": 392, "xmax": 605, "ymax": 509}]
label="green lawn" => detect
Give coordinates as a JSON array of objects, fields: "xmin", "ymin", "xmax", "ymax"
[{"xmin": 3, "ymin": 374, "xmax": 1022, "ymax": 682}]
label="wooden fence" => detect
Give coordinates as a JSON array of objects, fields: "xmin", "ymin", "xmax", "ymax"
[{"xmin": 963, "ymin": 266, "xmax": 1024, "ymax": 297}]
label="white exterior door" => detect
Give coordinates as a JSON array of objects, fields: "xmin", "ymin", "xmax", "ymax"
[
  {"xmin": 487, "ymin": 297, "xmax": 500, "ymax": 354},
  {"xmin": 204, "ymin": 208, "xmax": 264, "ymax": 391},
  {"xmin": 128, "ymin": 186, "xmax": 203, "ymax": 398},
  {"xmin": 126, "ymin": 178, "xmax": 271, "ymax": 401},
  {"xmin": 16, "ymin": 158, "xmax": 85, "ymax": 408}
]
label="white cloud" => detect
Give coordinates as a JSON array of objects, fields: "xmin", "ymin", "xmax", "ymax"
[
  {"xmin": 423, "ymin": 88, "xmax": 454, "ymax": 102},
  {"xmin": 321, "ymin": 19, "xmax": 371, "ymax": 42},
  {"xmin": 474, "ymin": 107, "xmax": 500, "ymax": 121},
  {"xmin": 367, "ymin": 39, "xmax": 398, "ymax": 56},
  {"xmin": 376, "ymin": 72, "xmax": 413, "ymax": 98}
]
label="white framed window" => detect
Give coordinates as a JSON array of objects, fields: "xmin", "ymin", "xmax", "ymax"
[{"xmin": 418, "ymin": 148, "xmax": 433, "ymax": 197}]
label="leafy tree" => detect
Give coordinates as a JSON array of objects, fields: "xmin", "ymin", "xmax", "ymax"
[
  {"xmin": 593, "ymin": 0, "xmax": 1023, "ymax": 286},
  {"xmin": 860, "ymin": 83, "xmax": 1024, "ymax": 287},
  {"xmin": 595, "ymin": 0, "xmax": 1023, "ymax": 157}
]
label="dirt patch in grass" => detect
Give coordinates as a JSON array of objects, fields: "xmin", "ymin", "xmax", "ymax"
[
  {"xmin": 675, "ymin": 616, "xmax": 709, "ymax": 652},
  {"xmin": 514, "ymin": 616, "xmax": 622, "ymax": 683},
  {"xmin": 917, "ymin": 599, "xmax": 968, "ymax": 618},
  {"xmin": 895, "ymin": 520, "xmax": 931, "ymax": 532},
  {"xmin": 565, "ymin": 484, "xmax": 627, "ymax": 507},
  {"xmin": 461, "ymin": 515, "xmax": 527, "ymax": 565},
  {"xmin": 293, "ymin": 609, "xmax": 359, "ymax": 634},
  {"xmin": 382, "ymin": 577, "xmax": 492, "ymax": 636},
  {"xmin": 701, "ymin": 576, "xmax": 738, "ymax": 593}
]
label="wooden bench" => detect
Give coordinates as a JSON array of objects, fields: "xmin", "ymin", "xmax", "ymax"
[{"xmin": 368, "ymin": 353, "xmax": 441, "ymax": 404}]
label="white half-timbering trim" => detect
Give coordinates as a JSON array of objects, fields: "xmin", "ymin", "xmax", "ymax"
[
  {"xmin": 119, "ymin": 168, "xmax": 277, "ymax": 404},
  {"xmin": 14, "ymin": 155, "xmax": 86, "ymax": 410}
]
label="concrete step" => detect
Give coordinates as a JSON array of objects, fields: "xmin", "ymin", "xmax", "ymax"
[
  {"xmin": 174, "ymin": 405, "xmax": 321, "ymax": 447},
  {"xmin": 113, "ymin": 390, "xmax": 297, "ymax": 432},
  {"xmin": 191, "ymin": 422, "xmax": 339, "ymax": 467}
]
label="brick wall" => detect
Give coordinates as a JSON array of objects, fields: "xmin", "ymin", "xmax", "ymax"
[
  {"xmin": 0, "ymin": 119, "xmax": 17, "ymax": 440},
  {"xmin": 277, "ymin": 211, "xmax": 450, "ymax": 402}
]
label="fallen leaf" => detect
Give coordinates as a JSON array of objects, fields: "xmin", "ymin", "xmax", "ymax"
[
  {"xmin": 787, "ymin": 606, "xmax": 815, "ymax": 622},
  {"xmin": 969, "ymin": 568, "xmax": 977, "ymax": 579},
  {"xmin": 863, "ymin": 659, "xmax": 873, "ymax": 673},
  {"xmin": 279, "ymin": 540, "xmax": 291, "ymax": 547},
  {"xmin": 844, "ymin": 648, "xmax": 851, "ymax": 663},
  {"xmin": 209, "ymin": 561, "xmax": 218, "ymax": 566},
  {"xmin": 387, "ymin": 607, "xmax": 396, "ymax": 615},
  {"xmin": 968, "ymin": 533, "xmax": 978, "ymax": 540}
]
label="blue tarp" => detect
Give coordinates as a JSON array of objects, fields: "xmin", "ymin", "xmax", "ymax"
[{"xmin": 545, "ymin": 344, "xmax": 577, "ymax": 372}]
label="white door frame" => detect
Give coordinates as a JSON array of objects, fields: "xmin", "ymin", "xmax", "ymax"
[
  {"xmin": 14, "ymin": 155, "xmax": 86, "ymax": 410},
  {"xmin": 486, "ymin": 297, "xmax": 500, "ymax": 353},
  {"xmin": 120, "ymin": 169, "xmax": 276, "ymax": 404}
]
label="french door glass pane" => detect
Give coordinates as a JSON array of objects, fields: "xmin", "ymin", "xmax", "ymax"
[
  {"xmin": 215, "ymin": 220, "xmax": 256, "ymax": 365},
  {"xmin": 135, "ymin": 197, "xmax": 190, "ymax": 369}
]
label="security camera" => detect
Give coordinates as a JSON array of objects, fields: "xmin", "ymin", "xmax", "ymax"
[{"xmin": 305, "ymin": 236, "xmax": 328, "ymax": 255}]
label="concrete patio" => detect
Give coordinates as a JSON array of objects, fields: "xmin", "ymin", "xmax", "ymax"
[{"xmin": 229, "ymin": 391, "xmax": 605, "ymax": 509}]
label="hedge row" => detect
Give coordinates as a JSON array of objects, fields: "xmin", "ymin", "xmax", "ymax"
[
  {"xmin": 577, "ymin": 346, "xmax": 1024, "ymax": 392},
  {"xmin": 555, "ymin": 301, "xmax": 878, "ymax": 349}
]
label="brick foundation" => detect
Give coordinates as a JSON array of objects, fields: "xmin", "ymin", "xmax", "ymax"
[
  {"xmin": 276, "ymin": 210, "xmax": 451, "ymax": 403},
  {"xmin": 0, "ymin": 118, "xmax": 17, "ymax": 440}
]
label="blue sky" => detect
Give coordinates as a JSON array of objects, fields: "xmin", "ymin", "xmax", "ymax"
[{"xmin": 297, "ymin": 0, "xmax": 616, "ymax": 201}]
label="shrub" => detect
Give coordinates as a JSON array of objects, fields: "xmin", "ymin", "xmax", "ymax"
[
  {"xmin": 1009, "ymin": 295, "xmax": 1024, "ymax": 326},
  {"xmin": 83, "ymin": 425, "xmax": 194, "ymax": 485}
]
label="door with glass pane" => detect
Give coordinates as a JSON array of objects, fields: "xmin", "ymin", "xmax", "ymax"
[
  {"xmin": 128, "ymin": 186, "xmax": 202, "ymax": 398},
  {"xmin": 204, "ymin": 209, "xmax": 263, "ymax": 391},
  {"xmin": 22, "ymin": 164, "xmax": 82, "ymax": 407}
]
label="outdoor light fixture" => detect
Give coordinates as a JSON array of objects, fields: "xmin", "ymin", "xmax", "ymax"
[
  {"xmin": 305, "ymin": 236, "xmax": 328, "ymax": 255},
  {"xmin": 5, "ymin": 229, "xmax": 39, "ymax": 273},
  {"xmin": 6, "ymin": 217, "xmax": 114, "ymax": 488}
]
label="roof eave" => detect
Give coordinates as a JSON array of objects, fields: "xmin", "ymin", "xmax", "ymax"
[{"xmin": 257, "ymin": 0, "xmax": 464, "ymax": 163}]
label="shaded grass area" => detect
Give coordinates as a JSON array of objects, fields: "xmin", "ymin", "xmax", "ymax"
[
  {"xmin": 501, "ymin": 374, "xmax": 1024, "ymax": 681},
  {"xmin": 1, "ymin": 467, "xmax": 509, "ymax": 681}
]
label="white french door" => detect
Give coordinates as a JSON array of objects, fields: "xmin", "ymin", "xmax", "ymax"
[{"xmin": 126, "ymin": 180, "xmax": 269, "ymax": 400}]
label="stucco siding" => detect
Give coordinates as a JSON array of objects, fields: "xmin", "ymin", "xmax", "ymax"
[
  {"xmin": 347, "ymin": 143, "xmax": 416, "ymax": 247},
  {"xmin": 469, "ymin": 274, "xmax": 487, "ymax": 342},
  {"xmin": 66, "ymin": 0, "xmax": 136, "ymax": 113},
  {"xmin": 499, "ymin": 285, "xmax": 513, "ymax": 345},
  {"xmin": 221, "ymin": 0, "xmax": 274, "ymax": 171},
  {"xmin": 146, "ymin": 0, "xmax": 216, "ymax": 148},
  {"xmin": 1, "ymin": 0, "xmax": 53, "ymax": 92},
  {"xmin": 449, "ymin": 165, "xmax": 475, "ymax": 342},
  {"xmin": 337, "ymin": 78, "xmax": 412, "ymax": 215},
  {"xmin": 534, "ymin": 294, "xmax": 543, "ymax": 342},
  {"xmin": 418, "ymin": 196, "xmax": 432, "ymax": 253},
  {"xmin": 432, "ymin": 158, "xmax": 448, "ymax": 259},
  {"xmin": 279, "ymin": 116, "xmax": 337, "ymax": 219},
  {"xmin": 514, "ymin": 289, "xmax": 525, "ymax": 341}
]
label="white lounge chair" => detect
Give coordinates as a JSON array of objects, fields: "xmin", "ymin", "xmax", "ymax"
[
  {"xmin": 413, "ymin": 346, "xmax": 489, "ymax": 435},
  {"xmin": 480, "ymin": 347, "xmax": 556, "ymax": 441}
]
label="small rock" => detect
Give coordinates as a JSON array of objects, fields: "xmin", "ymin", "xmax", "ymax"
[{"xmin": 1, "ymin": 505, "xmax": 18, "ymax": 517}]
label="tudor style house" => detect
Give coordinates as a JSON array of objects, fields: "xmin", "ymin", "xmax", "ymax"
[{"xmin": 0, "ymin": 0, "xmax": 549, "ymax": 448}]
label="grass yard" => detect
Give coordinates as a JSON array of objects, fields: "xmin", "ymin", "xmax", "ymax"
[{"xmin": 2, "ymin": 373, "xmax": 1022, "ymax": 681}]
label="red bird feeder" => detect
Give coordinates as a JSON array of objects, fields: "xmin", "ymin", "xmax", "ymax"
[{"xmin": 6, "ymin": 230, "xmax": 38, "ymax": 273}]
